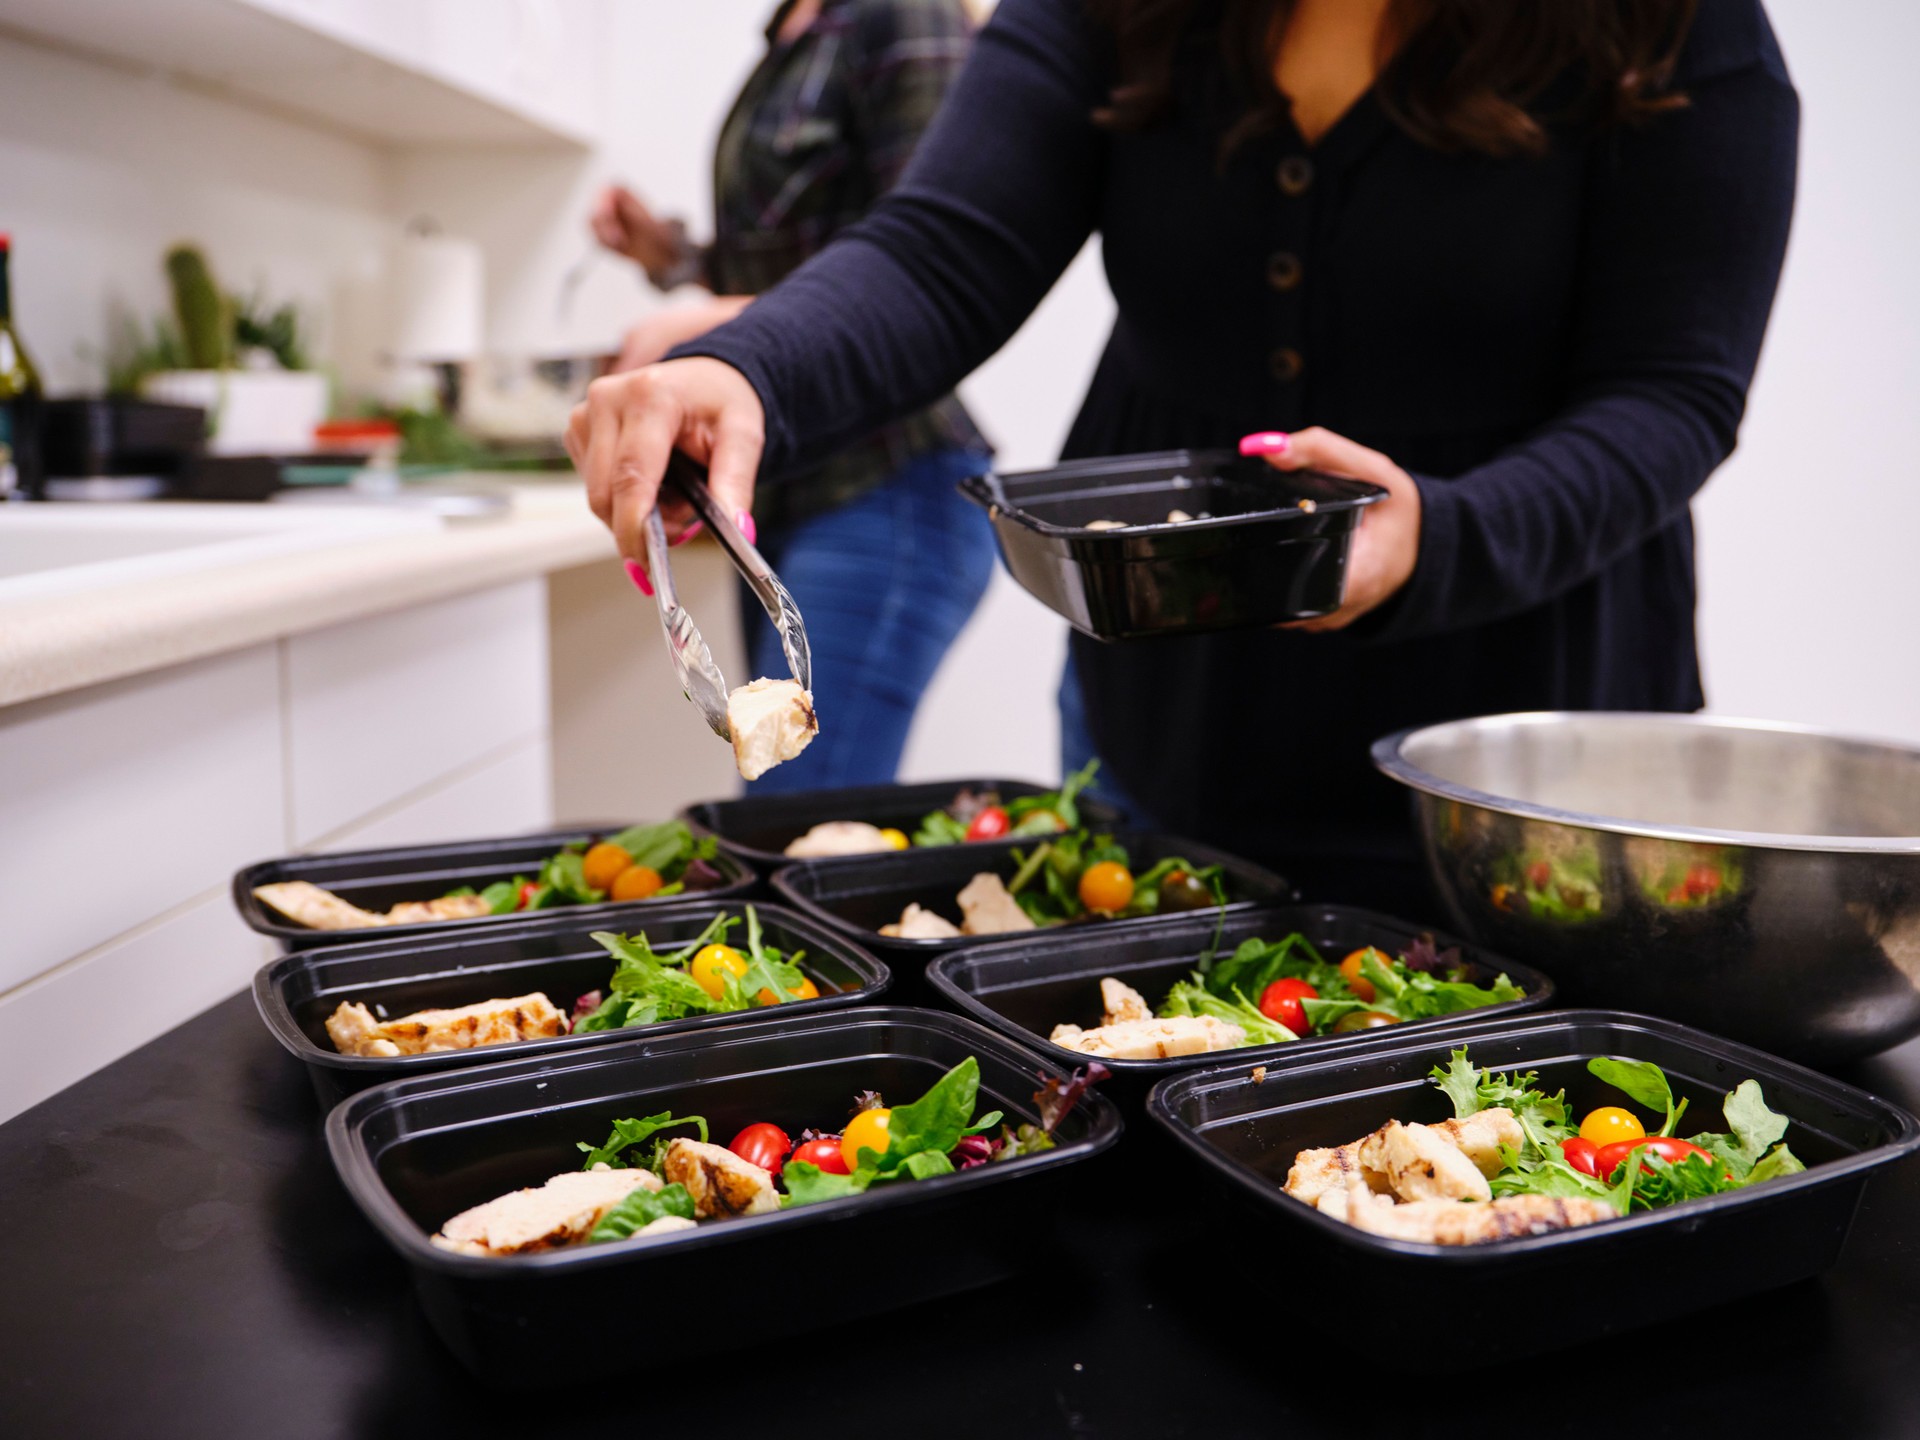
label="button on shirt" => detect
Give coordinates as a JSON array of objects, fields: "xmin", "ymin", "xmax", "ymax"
[{"xmin": 685, "ymin": 0, "xmax": 1799, "ymax": 875}]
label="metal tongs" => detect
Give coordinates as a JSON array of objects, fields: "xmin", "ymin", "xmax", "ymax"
[{"xmin": 642, "ymin": 451, "xmax": 812, "ymax": 742}]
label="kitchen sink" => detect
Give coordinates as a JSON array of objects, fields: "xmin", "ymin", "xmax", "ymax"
[{"xmin": 0, "ymin": 503, "xmax": 445, "ymax": 603}]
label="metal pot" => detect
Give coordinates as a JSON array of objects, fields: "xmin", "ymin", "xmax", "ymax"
[{"xmin": 1372, "ymin": 713, "xmax": 1920, "ymax": 1064}]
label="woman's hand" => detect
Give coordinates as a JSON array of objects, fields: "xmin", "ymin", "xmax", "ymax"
[
  {"xmin": 589, "ymin": 184, "xmax": 693, "ymax": 285},
  {"xmin": 565, "ymin": 357, "xmax": 767, "ymax": 565},
  {"xmin": 1247, "ymin": 426, "xmax": 1423, "ymax": 631},
  {"xmin": 611, "ymin": 297, "xmax": 753, "ymax": 374}
]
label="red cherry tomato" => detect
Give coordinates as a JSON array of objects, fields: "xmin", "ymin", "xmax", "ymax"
[
  {"xmin": 1257, "ymin": 978, "xmax": 1319, "ymax": 1035},
  {"xmin": 965, "ymin": 806, "xmax": 1011, "ymax": 842},
  {"xmin": 1561, "ymin": 1137, "xmax": 1601, "ymax": 1177},
  {"xmin": 1526, "ymin": 861, "xmax": 1552, "ymax": 890},
  {"xmin": 516, "ymin": 881, "xmax": 540, "ymax": 910},
  {"xmin": 1684, "ymin": 863, "xmax": 1723, "ymax": 899},
  {"xmin": 727, "ymin": 1122, "xmax": 792, "ymax": 1175},
  {"xmin": 1595, "ymin": 1135, "xmax": 1715, "ymax": 1179},
  {"xmin": 789, "ymin": 1137, "xmax": 851, "ymax": 1176}
]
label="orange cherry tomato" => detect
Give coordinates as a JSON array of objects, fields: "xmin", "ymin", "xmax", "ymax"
[
  {"xmin": 756, "ymin": 974, "xmax": 820, "ymax": 1006},
  {"xmin": 1078, "ymin": 861, "xmax": 1135, "ymax": 913},
  {"xmin": 841, "ymin": 1107, "xmax": 892, "ymax": 1170},
  {"xmin": 582, "ymin": 842, "xmax": 634, "ymax": 892},
  {"xmin": 609, "ymin": 864, "xmax": 664, "ymax": 902},
  {"xmin": 1339, "ymin": 948, "xmax": 1384, "ymax": 1003}
]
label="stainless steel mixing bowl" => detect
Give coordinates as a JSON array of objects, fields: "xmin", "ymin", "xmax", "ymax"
[{"xmin": 1373, "ymin": 713, "xmax": 1920, "ymax": 1064}]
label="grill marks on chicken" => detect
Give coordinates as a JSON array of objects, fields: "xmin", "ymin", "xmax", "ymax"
[
  {"xmin": 325, "ymin": 993, "xmax": 567, "ymax": 1057},
  {"xmin": 254, "ymin": 880, "xmax": 491, "ymax": 931},
  {"xmin": 1284, "ymin": 1107, "xmax": 1612, "ymax": 1246}
]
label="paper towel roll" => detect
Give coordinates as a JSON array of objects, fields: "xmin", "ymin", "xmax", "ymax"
[{"xmin": 389, "ymin": 229, "xmax": 483, "ymax": 363}]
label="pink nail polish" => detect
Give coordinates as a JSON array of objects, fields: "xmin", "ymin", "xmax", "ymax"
[
  {"xmin": 670, "ymin": 520, "xmax": 705, "ymax": 548},
  {"xmin": 623, "ymin": 557, "xmax": 653, "ymax": 597},
  {"xmin": 1239, "ymin": 431, "xmax": 1291, "ymax": 458},
  {"xmin": 735, "ymin": 510, "xmax": 757, "ymax": 545}
]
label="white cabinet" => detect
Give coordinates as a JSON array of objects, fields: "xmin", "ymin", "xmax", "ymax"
[
  {"xmin": 0, "ymin": 645, "xmax": 285, "ymax": 993},
  {"xmin": 317, "ymin": 732, "xmax": 551, "ymax": 852}
]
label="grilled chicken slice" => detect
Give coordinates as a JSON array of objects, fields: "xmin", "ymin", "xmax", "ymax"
[
  {"xmin": 255, "ymin": 880, "xmax": 490, "ymax": 932},
  {"xmin": 253, "ymin": 880, "xmax": 389, "ymax": 930},
  {"xmin": 1426, "ymin": 1108, "xmax": 1526, "ymax": 1178},
  {"xmin": 1284, "ymin": 1143, "xmax": 1393, "ymax": 1208},
  {"xmin": 1100, "ymin": 977, "xmax": 1152, "ymax": 1026},
  {"xmin": 664, "ymin": 1139, "xmax": 782, "ymax": 1219},
  {"xmin": 325, "ymin": 993, "xmax": 567, "ymax": 1058},
  {"xmin": 880, "ymin": 903, "xmax": 962, "ymax": 939},
  {"xmin": 1048, "ymin": 1015, "xmax": 1245, "ymax": 1059},
  {"xmin": 728, "ymin": 678, "xmax": 818, "ymax": 781},
  {"xmin": 383, "ymin": 894, "xmax": 493, "ymax": 925},
  {"xmin": 430, "ymin": 1167, "xmax": 662, "ymax": 1256},
  {"xmin": 1358, "ymin": 1120, "xmax": 1495, "ymax": 1203},
  {"xmin": 784, "ymin": 821, "xmax": 894, "ymax": 859},
  {"xmin": 1341, "ymin": 1186, "xmax": 1616, "ymax": 1246},
  {"xmin": 958, "ymin": 872, "xmax": 1036, "ymax": 935}
]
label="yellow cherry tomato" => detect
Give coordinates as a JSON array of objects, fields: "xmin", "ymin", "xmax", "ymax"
[
  {"xmin": 609, "ymin": 864, "xmax": 664, "ymax": 902},
  {"xmin": 1078, "ymin": 861, "xmax": 1135, "ymax": 913},
  {"xmin": 1339, "ymin": 948, "xmax": 1385, "ymax": 1003},
  {"xmin": 756, "ymin": 974, "xmax": 821, "ymax": 1007},
  {"xmin": 841, "ymin": 1106, "xmax": 892, "ymax": 1170},
  {"xmin": 1579, "ymin": 1105, "xmax": 1647, "ymax": 1147},
  {"xmin": 582, "ymin": 842, "xmax": 634, "ymax": 892},
  {"xmin": 690, "ymin": 944, "xmax": 748, "ymax": 999},
  {"xmin": 878, "ymin": 828, "xmax": 910, "ymax": 851}
]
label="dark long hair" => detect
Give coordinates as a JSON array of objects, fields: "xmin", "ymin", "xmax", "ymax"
[{"xmin": 1089, "ymin": 0, "xmax": 1699, "ymax": 158}]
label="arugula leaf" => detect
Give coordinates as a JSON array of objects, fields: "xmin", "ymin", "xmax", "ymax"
[
  {"xmin": 540, "ymin": 849, "xmax": 603, "ymax": 905},
  {"xmin": 577, "ymin": 1112, "xmax": 708, "ymax": 1170},
  {"xmin": 589, "ymin": 1182, "xmax": 697, "ymax": 1242},
  {"xmin": 912, "ymin": 810, "xmax": 970, "ymax": 847},
  {"xmin": 573, "ymin": 917, "xmax": 736, "ymax": 1030},
  {"xmin": 723, "ymin": 904, "xmax": 813, "ymax": 1009},
  {"xmin": 1427, "ymin": 1048, "xmax": 1572, "ymax": 1156},
  {"xmin": 1743, "ymin": 1145, "xmax": 1806, "ymax": 1186}
]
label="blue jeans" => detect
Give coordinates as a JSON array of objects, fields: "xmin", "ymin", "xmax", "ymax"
[
  {"xmin": 1057, "ymin": 656, "xmax": 1157, "ymax": 827},
  {"xmin": 742, "ymin": 447, "xmax": 996, "ymax": 793}
]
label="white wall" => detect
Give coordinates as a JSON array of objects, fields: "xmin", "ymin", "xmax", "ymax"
[{"xmin": 1695, "ymin": 0, "xmax": 1920, "ymax": 746}]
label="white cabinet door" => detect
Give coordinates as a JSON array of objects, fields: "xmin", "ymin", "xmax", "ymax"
[
  {"xmin": 315, "ymin": 732, "xmax": 552, "ymax": 852},
  {"xmin": 284, "ymin": 580, "xmax": 549, "ymax": 846},
  {"xmin": 0, "ymin": 889, "xmax": 276, "ymax": 1124},
  {"xmin": 0, "ymin": 646, "xmax": 284, "ymax": 993}
]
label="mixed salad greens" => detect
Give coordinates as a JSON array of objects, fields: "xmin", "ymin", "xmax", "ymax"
[
  {"xmin": 1434, "ymin": 1047, "xmax": 1804, "ymax": 1214},
  {"xmin": 1165, "ymin": 932, "xmax": 1524, "ymax": 1044},
  {"xmin": 912, "ymin": 762, "xmax": 1102, "ymax": 847},
  {"xmin": 1007, "ymin": 830, "xmax": 1224, "ymax": 926},
  {"xmin": 449, "ymin": 819, "xmax": 725, "ymax": 916},
  {"xmin": 572, "ymin": 907, "xmax": 821, "ymax": 1032},
  {"xmin": 575, "ymin": 1057, "xmax": 1107, "ymax": 1241}
]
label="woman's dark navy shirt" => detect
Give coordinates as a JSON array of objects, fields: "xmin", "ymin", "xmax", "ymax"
[{"xmin": 681, "ymin": 0, "xmax": 1800, "ymax": 878}]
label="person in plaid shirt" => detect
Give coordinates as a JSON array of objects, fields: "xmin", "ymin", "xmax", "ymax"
[{"xmin": 590, "ymin": 0, "xmax": 995, "ymax": 794}]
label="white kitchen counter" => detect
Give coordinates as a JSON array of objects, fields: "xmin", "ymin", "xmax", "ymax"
[{"xmin": 0, "ymin": 479, "xmax": 615, "ymax": 709}]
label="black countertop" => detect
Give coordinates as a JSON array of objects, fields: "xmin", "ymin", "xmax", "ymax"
[{"xmin": 7, "ymin": 990, "xmax": 1920, "ymax": 1439}]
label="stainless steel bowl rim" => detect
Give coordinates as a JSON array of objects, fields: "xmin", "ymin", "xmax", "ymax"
[{"xmin": 1372, "ymin": 712, "xmax": 1920, "ymax": 855}]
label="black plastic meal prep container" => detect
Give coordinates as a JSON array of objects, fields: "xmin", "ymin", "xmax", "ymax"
[
  {"xmin": 926, "ymin": 904, "xmax": 1554, "ymax": 1112},
  {"xmin": 960, "ymin": 448, "xmax": 1386, "ymax": 640},
  {"xmin": 232, "ymin": 824, "xmax": 757, "ymax": 950},
  {"xmin": 1147, "ymin": 1008, "xmax": 1920, "ymax": 1359},
  {"xmin": 254, "ymin": 900, "xmax": 889, "ymax": 1107},
  {"xmin": 681, "ymin": 776, "xmax": 1125, "ymax": 867},
  {"xmin": 770, "ymin": 828, "xmax": 1293, "ymax": 998},
  {"xmin": 326, "ymin": 1005, "xmax": 1124, "ymax": 1381}
]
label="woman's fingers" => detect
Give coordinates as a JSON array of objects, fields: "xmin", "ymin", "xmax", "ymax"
[{"xmin": 607, "ymin": 383, "xmax": 681, "ymax": 564}]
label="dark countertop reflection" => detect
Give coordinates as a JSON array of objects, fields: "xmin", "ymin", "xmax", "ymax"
[{"xmin": 5, "ymin": 990, "xmax": 1920, "ymax": 1439}]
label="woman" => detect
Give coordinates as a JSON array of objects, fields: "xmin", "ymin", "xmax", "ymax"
[
  {"xmin": 588, "ymin": 0, "xmax": 996, "ymax": 794},
  {"xmin": 569, "ymin": 0, "xmax": 1798, "ymax": 913}
]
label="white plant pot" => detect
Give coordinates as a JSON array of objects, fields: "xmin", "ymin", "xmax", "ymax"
[{"xmin": 141, "ymin": 370, "xmax": 329, "ymax": 456}]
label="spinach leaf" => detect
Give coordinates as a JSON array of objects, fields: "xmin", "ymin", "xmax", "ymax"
[
  {"xmin": 1743, "ymin": 1144, "xmax": 1806, "ymax": 1186},
  {"xmin": 781, "ymin": 1160, "xmax": 874, "ymax": 1205},
  {"xmin": 879, "ymin": 1056, "xmax": 981, "ymax": 1165},
  {"xmin": 480, "ymin": 879, "xmax": 522, "ymax": 915},
  {"xmin": 912, "ymin": 810, "xmax": 969, "ymax": 847},
  {"xmin": 540, "ymin": 849, "xmax": 603, "ymax": 905},
  {"xmin": 1588, "ymin": 1057, "xmax": 1684, "ymax": 1136},
  {"xmin": 589, "ymin": 1182, "xmax": 697, "ymax": 1243},
  {"xmin": 1719, "ymin": 1078, "xmax": 1792, "ymax": 1172},
  {"xmin": 577, "ymin": 1112, "xmax": 708, "ymax": 1170}
]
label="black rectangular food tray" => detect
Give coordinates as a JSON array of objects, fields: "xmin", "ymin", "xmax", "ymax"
[
  {"xmin": 927, "ymin": 904, "xmax": 1553, "ymax": 1111},
  {"xmin": 681, "ymin": 777, "xmax": 1125, "ymax": 867},
  {"xmin": 233, "ymin": 824, "xmax": 757, "ymax": 950},
  {"xmin": 254, "ymin": 900, "xmax": 889, "ymax": 1107},
  {"xmin": 961, "ymin": 448, "xmax": 1386, "ymax": 640},
  {"xmin": 770, "ymin": 828, "xmax": 1293, "ymax": 992},
  {"xmin": 1148, "ymin": 1008, "xmax": 1920, "ymax": 1358},
  {"xmin": 326, "ymin": 1005, "xmax": 1123, "ymax": 1380}
]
